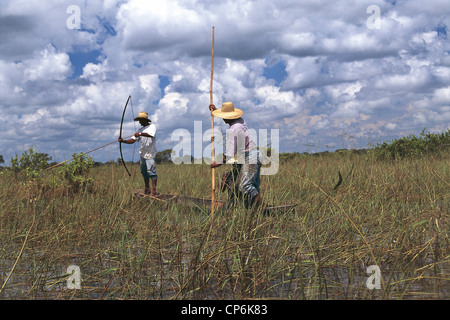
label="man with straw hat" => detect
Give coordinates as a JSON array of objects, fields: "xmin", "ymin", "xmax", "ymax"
[
  {"xmin": 118, "ymin": 111, "xmax": 157, "ymax": 195},
  {"xmin": 209, "ymin": 102, "xmax": 265, "ymax": 209}
]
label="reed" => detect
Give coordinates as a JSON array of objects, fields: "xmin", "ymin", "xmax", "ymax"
[{"xmin": 0, "ymin": 151, "xmax": 448, "ymax": 299}]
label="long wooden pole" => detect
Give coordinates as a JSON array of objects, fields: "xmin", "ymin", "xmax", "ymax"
[{"xmin": 210, "ymin": 26, "xmax": 215, "ymax": 216}]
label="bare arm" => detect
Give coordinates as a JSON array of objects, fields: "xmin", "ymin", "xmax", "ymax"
[
  {"xmin": 210, "ymin": 154, "xmax": 226, "ymax": 168},
  {"xmin": 118, "ymin": 131, "xmax": 154, "ymax": 144}
]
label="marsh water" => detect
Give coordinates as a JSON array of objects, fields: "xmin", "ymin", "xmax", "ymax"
[{"xmin": 1, "ymin": 240, "xmax": 447, "ymax": 300}]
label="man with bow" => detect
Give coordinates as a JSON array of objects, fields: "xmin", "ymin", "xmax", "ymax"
[{"xmin": 119, "ymin": 111, "xmax": 157, "ymax": 196}]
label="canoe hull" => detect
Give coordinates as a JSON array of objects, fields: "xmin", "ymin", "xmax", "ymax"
[{"xmin": 134, "ymin": 190, "xmax": 297, "ymax": 214}]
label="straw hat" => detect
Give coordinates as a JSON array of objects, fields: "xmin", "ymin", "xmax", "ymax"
[
  {"xmin": 134, "ymin": 111, "xmax": 151, "ymax": 122},
  {"xmin": 212, "ymin": 102, "xmax": 243, "ymax": 119}
]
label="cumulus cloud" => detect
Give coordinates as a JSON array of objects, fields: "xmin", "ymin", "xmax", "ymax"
[{"xmin": 0, "ymin": 0, "xmax": 449, "ymax": 164}]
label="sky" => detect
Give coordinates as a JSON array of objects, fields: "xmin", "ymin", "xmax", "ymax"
[{"xmin": 0, "ymin": 0, "xmax": 449, "ymax": 165}]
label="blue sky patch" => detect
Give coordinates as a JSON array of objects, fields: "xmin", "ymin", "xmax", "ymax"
[
  {"xmin": 159, "ymin": 75, "xmax": 171, "ymax": 97},
  {"xmin": 68, "ymin": 49, "xmax": 102, "ymax": 79},
  {"xmin": 436, "ymin": 24, "xmax": 447, "ymax": 39},
  {"xmin": 263, "ymin": 60, "xmax": 287, "ymax": 86}
]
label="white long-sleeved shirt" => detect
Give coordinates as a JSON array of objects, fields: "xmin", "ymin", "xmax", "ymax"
[{"xmin": 132, "ymin": 123, "xmax": 157, "ymax": 159}]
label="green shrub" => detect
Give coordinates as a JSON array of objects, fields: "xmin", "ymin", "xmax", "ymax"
[
  {"xmin": 371, "ymin": 128, "xmax": 450, "ymax": 160},
  {"xmin": 10, "ymin": 148, "xmax": 52, "ymax": 180},
  {"xmin": 58, "ymin": 153, "xmax": 95, "ymax": 192}
]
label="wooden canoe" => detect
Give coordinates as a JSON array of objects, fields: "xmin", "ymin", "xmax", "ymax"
[
  {"xmin": 134, "ymin": 189, "xmax": 297, "ymax": 214},
  {"xmin": 134, "ymin": 190, "xmax": 224, "ymax": 207}
]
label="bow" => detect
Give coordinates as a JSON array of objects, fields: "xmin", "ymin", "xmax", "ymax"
[{"xmin": 119, "ymin": 95, "xmax": 132, "ymax": 176}]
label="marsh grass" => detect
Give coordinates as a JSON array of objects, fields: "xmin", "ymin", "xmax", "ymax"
[{"xmin": 0, "ymin": 152, "xmax": 448, "ymax": 299}]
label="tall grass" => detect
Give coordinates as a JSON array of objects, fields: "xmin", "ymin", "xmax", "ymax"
[{"xmin": 0, "ymin": 151, "xmax": 448, "ymax": 299}]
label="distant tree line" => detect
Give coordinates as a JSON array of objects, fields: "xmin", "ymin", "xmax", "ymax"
[{"xmin": 1, "ymin": 129, "xmax": 448, "ymax": 171}]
